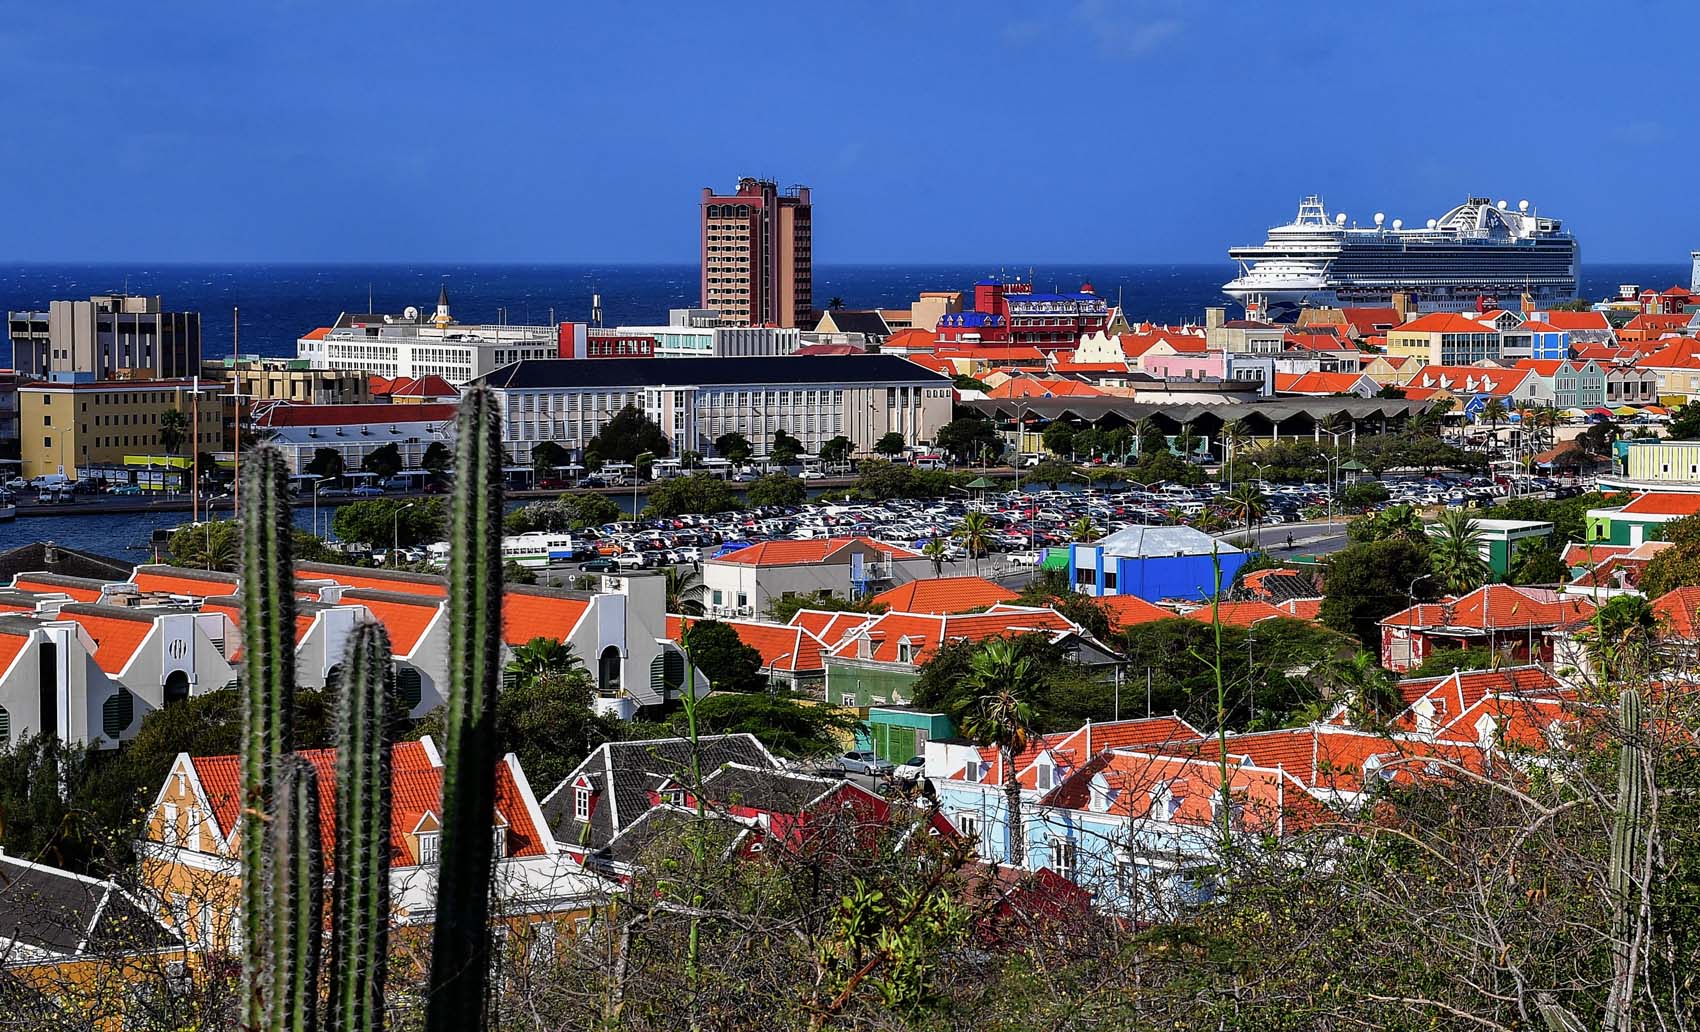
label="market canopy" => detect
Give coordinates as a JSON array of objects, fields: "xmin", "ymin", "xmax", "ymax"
[
  {"xmin": 965, "ymin": 476, "xmax": 1000, "ymax": 489},
  {"xmin": 1613, "ymin": 406, "xmax": 1639, "ymax": 416}
]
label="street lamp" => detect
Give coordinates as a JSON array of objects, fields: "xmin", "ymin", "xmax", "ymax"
[
  {"xmin": 311, "ymin": 476, "xmax": 334, "ymax": 540},
  {"xmin": 393, "ymin": 502, "xmax": 416, "ymax": 567},
  {"xmin": 765, "ymin": 651, "xmax": 793, "ymax": 698}
]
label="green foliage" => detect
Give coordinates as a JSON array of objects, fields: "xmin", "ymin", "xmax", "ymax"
[
  {"xmin": 1242, "ymin": 439, "xmax": 1330, "ymax": 482},
  {"xmin": 645, "ymin": 474, "xmax": 739, "ymax": 517},
  {"xmin": 819, "ymin": 435, "xmax": 852, "ymax": 464},
  {"xmin": 1429, "ymin": 509, "xmax": 1491, "ymax": 593},
  {"xmin": 1015, "ymin": 584, "xmax": 1112, "ymax": 641},
  {"xmin": 361, "ymin": 442, "xmax": 403, "ymax": 480},
  {"xmin": 1579, "ymin": 418, "xmax": 1620, "ymax": 457},
  {"xmin": 158, "ymin": 407, "xmax": 189, "ymax": 455},
  {"xmin": 168, "ymin": 519, "xmax": 240, "ymax": 570},
  {"xmin": 1136, "ymin": 418, "xmax": 1168, "ymax": 458},
  {"xmin": 771, "ymin": 430, "xmax": 804, "ymax": 465},
  {"xmin": 952, "ymin": 373, "xmax": 991, "ymax": 393},
  {"xmin": 1321, "ymin": 537, "xmax": 1436, "ymax": 648},
  {"xmin": 589, "ymin": 404, "xmax": 670, "ymax": 462},
  {"xmin": 682, "ymin": 692, "xmax": 858, "ymax": 759},
  {"xmin": 1127, "ymin": 449, "xmax": 1202, "ymax": 486},
  {"xmin": 1667, "ymin": 404, "xmax": 1700, "ymax": 440},
  {"xmin": 765, "ymin": 591, "xmax": 885, "ymax": 624},
  {"xmin": 1041, "ymin": 422, "xmax": 1076, "ymax": 457},
  {"xmin": 1338, "ymin": 480, "xmax": 1389, "ymax": 509},
  {"xmin": 714, "ymin": 431, "xmax": 753, "ymax": 463},
  {"xmin": 679, "ymin": 619, "xmax": 764, "ymax": 693},
  {"xmin": 530, "ymin": 440, "xmax": 571, "ymax": 477},
  {"xmin": 421, "ymin": 440, "xmax": 453, "ymax": 475},
  {"xmin": 0, "ymin": 735, "xmax": 97, "ymax": 871},
  {"xmin": 306, "ymin": 447, "xmax": 346, "ymax": 480},
  {"xmin": 1348, "ymin": 433, "xmax": 1485, "ymax": 476},
  {"xmin": 874, "ymin": 432, "xmax": 907, "ymax": 457},
  {"xmin": 1587, "ymin": 594, "xmax": 1659, "ymax": 682},
  {"xmin": 1026, "ymin": 458, "xmax": 1078, "ymax": 488},
  {"xmin": 1637, "ymin": 513, "xmax": 1700, "ymax": 598},
  {"xmin": 1347, "ymin": 502, "xmax": 1427, "ymax": 545},
  {"xmin": 935, "ymin": 416, "xmax": 1000, "ymax": 464},
  {"xmin": 1477, "ymin": 492, "xmax": 1613, "ymax": 546},
  {"xmin": 746, "ymin": 472, "xmax": 806, "ymax": 508},
  {"xmin": 852, "ymin": 459, "xmax": 961, "ymax": 500},
  {"xmin": 1408, "ymin": 645, "xmax": 1497, "ymax": 678},
  {"xmin": 1510, "ymin": 540, "xmax": 1570, "ymax": 586},
  {"xmin": 332, "ymin": 497, "xmax": 445, "ymax": 549}
]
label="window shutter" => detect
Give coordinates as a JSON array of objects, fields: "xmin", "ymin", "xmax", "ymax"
[{"xmin": 102, "ymin": 690, "xmax": 134, "ymax": 739}]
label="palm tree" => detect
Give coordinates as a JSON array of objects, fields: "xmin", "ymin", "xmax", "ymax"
[
  {"xmin": 827, "ymin": 296, "xmax": 846, "ymax": 311},
  {"xmin": 1173, "ymin": 422, "xmax": 1202, "ymax": 464},
  {"xmin": 158, "ymin": 407, "xmax": 189, "ymax": 456},
  {"xmin": 1071, "ymin": 515, "xmax": 1096, "ymax": 543},
  {"xmin": 1367, "ymin": 502, "xmax": 1427, "ymax": 544},
  {"xmin": 1227, "ymin": 483, "xmax": 1267, "ymax": 535},
  {"xmin": 1222, "ymin": 418, "xmax": 1251, "ymax": 489},
  {"xmin": 1480, "ymin": 398, "xmax": 1508, "ymax": 458},
  {"xmin": 1587, "ymin": 594, "xmax": 1659, "ymax": 682},
  {"xmin": 666, "ymin": 566, "xmax": 706, "ymax": 615},
  {"xmin": 956, "ymin": 511, "xmax": 993, "ymax": 575},
  {"xmin": 922, "ymin": 535, "xmax": 949, "ymax": 577},
  {"xmin": 1324, "ymin": 650, "xmax": 1399, "ymax": 727},
  {"xmin": 1429, "ymin": 510, "xmax": 1490, "ymax": 593},
  {"xmin": 506, "ymin": 636, "xmax": 578, "ymax": 685},
  {"xmin": 958, "ymin": 639, "xmax": 1039, "ymax": 867}
]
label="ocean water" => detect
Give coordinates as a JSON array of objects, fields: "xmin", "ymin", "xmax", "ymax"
[
  {"xmin": 0, "ymin": 259, "xmax": 1687, "ymax": 561},
  {"xmin": 2, "ymin": 262, "xmax": 1686, "ymax": 358}
]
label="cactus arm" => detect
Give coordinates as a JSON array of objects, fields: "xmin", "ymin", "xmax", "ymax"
[
  {"xmin": 425, "ymin": 386, "xmax": 506, "ymax": 1030},
  {"xmin": 241, "ymin": 445, "xmax": 299, "ymax": 1029},
  {"xmin": 329, "ymin": 622, "xmax": 393, "ymax": 1032},
  {"xmin": 1601, "ymin": 688, "xmax": 1645, "ymax": 1032},
  {"xmin": 269, "ymin": 755, "xmax": 324, "ymax": 1032}
]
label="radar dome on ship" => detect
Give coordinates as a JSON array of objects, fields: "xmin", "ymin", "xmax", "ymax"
[
  {"xmin": 1498, "ymin": 200, "xmax": 1508, "ymax": 209},
  {"xmin": 1518, "ymin": 199, "xmax": 1529, "ymax": 211},
  {"xmin": 1392, "ymin": 219, "xmax": 1403, "ymax": 229},
  {"xmin": 1374, "ymin": 212, "xmax": 1385, "ymax": 226},
  {"xmin": 1335, "ymin": 213, "xmax": 1347, "ymax": 225},
  {"xmin": 1426, "ymin": 218, "xmax": 1437, "ymax": 229}
]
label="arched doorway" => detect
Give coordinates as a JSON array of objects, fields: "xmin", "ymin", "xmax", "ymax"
[{"xmin": 164, "ymin": 670, "xmax": 191, "ymax": 705}]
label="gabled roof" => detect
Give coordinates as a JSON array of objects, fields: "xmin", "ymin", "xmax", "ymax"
[
  {"xmin": 1615, "ymin": 492, "xmax": 1700, "ymax": 517},
  {"xmin": 711, "ymin": 537, "xmax": 919, "ymax": 566},
  {"xmin": 502, "ymin": 585, "xmax": 592, "ymax": 647},
  {"xmin": 1181, "ymin": 599, "xmax": 1290, "ymax": 627},
  {"xmin": 55, "ymin": 604, "xmax": 155, "ymax": 674},
  {"xmin": 949, "ymin": 715, "xmax": 1202, "ymax": 792},
  {"xmin": 296, "ymin": 562, "xmax": 448, "ymax": 598},
  {"xmin": 1562, "ymin": 543, "xmax": 1631, "ymax": 568},
  {"xmin": 1380, "ymin": 585, "xmax": 1596, "ymax": 633},
  {"xmin": 0, "ymin": 855, "xmax": 177, "ymax": 958},
  {"xmin": 1272, "ymin": 371, "xmax": 1372, "ymax": 395},
  {"xmin": 787, "ymin": 609, "xmax": 874, "ymax": 648},
  {"xmin": 11, "ymin": 572, "xmax": 107, "ymax": 603},
  {"xmin": 1407, "ymin": 366, "xmax": 1531, "ymax": 397},
  {"xmin": 1393, "ymin": 313, "xmax": 1498, "ymax": 334},
  {"xmin": 1652, "ymin": 586, "xmax": 1700, "ymax": 640},
  {"xmin": 985, "ymin": 376, "xmax": 1105, "ymax": 399},
  {"xmin": 340, "ymin": 589, "xmax": 442, "ymax": 655},
  {"xmin": 829, "ymin": 606, "xmax": 1082, "ymax": 665},
  {"xmin": 1041, "ymin": 747, "xmax": 1328, "ymax": 832},
  {"xmin": 130, "ymin": 565, "xmax": 240, "ymax": 599},
  {"xmin": 665, "ymin": 615, "xmax": 826, "ymax": 674},
  {"xmin": 1541, "ymin": 310, "xmax": 1612, "ymax": 331},
  {"xmin": 869, "ymin": 576, "xmax": 1018, "ymax": 614},
  {"xmin": 1092, "ymin": 593, "xmax": 1174, "ymax": 630}
]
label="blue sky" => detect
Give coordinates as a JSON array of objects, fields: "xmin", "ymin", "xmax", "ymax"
[{"xmin": 1, "ymin": 1, "xmax": 1691, "ymax": 263}]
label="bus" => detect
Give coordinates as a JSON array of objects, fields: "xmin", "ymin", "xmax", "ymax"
[{"xmin": 500, "ymin": 532, "xmax": 580, "ymax": 568}]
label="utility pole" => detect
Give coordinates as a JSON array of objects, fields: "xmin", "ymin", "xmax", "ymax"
[{"xmin": 233, "ymin": 307, "xmax": 240, "ymax": 513}]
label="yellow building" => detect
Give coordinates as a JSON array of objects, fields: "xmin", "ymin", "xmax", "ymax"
[
  {"xmin": 1384, "ymin": 312, "xmax": 1501, "ymax": 365},
  {"xmin": 18, "ymin": 379, "xmax": 227, "ymax": 480}
]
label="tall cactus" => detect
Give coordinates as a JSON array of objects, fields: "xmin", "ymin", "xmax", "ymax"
[
  {"xmin": 1602, "ymin": 687, "xmax": 1646, "ymax": 1032},
  {"xmin": 241, "ymin": 445, "xmax": 299, "ymax": 1029},
  {"xmin": 329, "ymin": 623, "xmax": 394, "ymax": 1032},
  {"xmin": 269, "ymin": 755, "xmax": 325, "ymax": 1032},
  {"xmin": 425, "ymin": 387, "xmax": 506, "ymax": 1030}
]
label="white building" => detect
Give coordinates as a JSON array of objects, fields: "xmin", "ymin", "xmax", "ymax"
[
  {"xmin": 250, "ymin": 402, "xmax": 457, "ymax": 474},
  {"xmin": 615, "ymin": 322, "xmax": 801, "ymax": 359},
  {"xmin": 296, "ymin": 288, "xmax": 558, "ymax": 384},
  {"xmin": 477, "ymin": 355, "xmax": 953, "ymax": 463}
]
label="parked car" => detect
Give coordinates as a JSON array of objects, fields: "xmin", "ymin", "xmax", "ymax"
[
  {"xmin": 351, "ymin": 485, "xmax": 385, "ymax": 498},
  {"xmin": 798, "ymin": 469, "xmax": 825, "ymax": 481},
  {"xmin": 111, "ymin": 484, "xmax": 143, "ymax": 496},
  {"xmin": 889, "ymin": 756, "xmax": 927, "ymax": 782},
  {"xmin": 580, "ymin": 557, "xmax": 619, "ymax": 573},
  {"xmin": 614, "ymin": 551, "xmax": 649, "ymax": 570},
  {"xmin": 318, "ymin": 486, "xmax": 351, "ymax": 498},
  {"xmin": 836, "ymin": 751, "xmax": 895, "ymax": 776}
]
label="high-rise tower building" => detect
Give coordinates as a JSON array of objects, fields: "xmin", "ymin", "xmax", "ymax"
[{"xmin": 700, "ymin": 178, "xmax": 812, "ymax": 328}]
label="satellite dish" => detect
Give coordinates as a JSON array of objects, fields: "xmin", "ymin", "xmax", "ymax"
[
  {"xmin": 1374, "ymin": 212, "xmax": 1385, "ymax": 226},
  {"xmin": 1497, "ymin": 199, "xmax": 1509, "ymax": 210},
  {"xmin": 1518, "ymin": 199, "xmax": 1529, "ymax": 211},
  {"xmin": 403, "ymin": 306, "xmax": 419, "ymax": 320},
  {"xmin": 1426, "ymin": 218, "xmax": 1438, "ymax": 229},
  {"xmin": 1392, "ymin": 219, "xmax": 1403, "ymax": 230},
  {"xmin": 1335, "ymin": 212, "xmax": 1347, "ymax": 226}
]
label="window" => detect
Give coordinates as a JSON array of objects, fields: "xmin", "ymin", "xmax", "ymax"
[
  {"xmin": 597, "ymin": 646, "xmax": 622, "ymax": 697},
  {"xmin": 417, "ymin": 833, "xmax": 440, "ymax": 864},
  {"xmin": 1048, "ymin": 837, "xmax": 1077, "ymax": 879},
  {"xmin": 955, "ymin": 811, "xmax": 981, "ymax": 843},
  {"xmin": 574, "ymin": 786, "xmax": 592, "ymax": 820},
  {"xmin": 1035, "ymin": 758, "xmax": 1054, "ymax": 792},
  {"xmin": 492, "ymin": 826, "xmax": 507, "ymax": 860}
]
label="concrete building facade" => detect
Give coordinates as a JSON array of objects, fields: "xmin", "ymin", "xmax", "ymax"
[
  {"xmin": 18, "ymin": 379, "xmax": 227, "ymax": 481},
  {"xmin": 700, "ymin": 178, "xmax": 813, "ymax": 328},
  {"xmin": 8, "ymin": 295, "xmax": 202, "ymax": 380}
]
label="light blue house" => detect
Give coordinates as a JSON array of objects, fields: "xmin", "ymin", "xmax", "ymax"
[{"xmin": 1068, "ymin": 525, "xmax": 1246, "ymax": 602}]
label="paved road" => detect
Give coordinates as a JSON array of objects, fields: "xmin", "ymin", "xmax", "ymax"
[{"xmin": 1217, "ymin": 519, "xmax": 1352, "ymax": 559}]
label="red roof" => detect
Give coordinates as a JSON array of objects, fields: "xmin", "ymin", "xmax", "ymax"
[
  {"xmin": 1094, "ymin": 593, "xmax": 1174, "ymax": 630},
  {"xmin": 714, "ymin": 537, "xmax": 919, "ymax": 566},
  {"xmin": 985, "ymin": 376, "xmax": 1105, "ymax": 399},
  {"xmin": 1381, "ymin": 585, "xmax": 1596, "ymax": 633},
  {"xmin": 502, "ymin": 589, "xmax": 591, "ymax": 648},
  {"xmin": 131, "ymin": 566, "xmax": 238, "ymax": 599},
  {"xmin": 1181, "ymin": 600, "xmax": 1288, "ymax": 627},
  {"xmin": 1542, "ymin": 311, "xmax": 1611, "ymax": 332},
  {"xmin": 0, "ymin": 632, "xmax": 29, "ymax": 677},
  {"xmin": 300, "ymin": 327, "xmax": 332, "ymax": 341},
  {"xmin": 58, "ymin": 609, "xmax": 153, "ymax": 674},
  {"xmin": 830, "ymin": 606, "xmax": 1080, "ymax": 664},
  {"xmin": 13, "ymin": 576, "xmax": 102, "ymax": 602},
  {"xmin": 1406, "ymin": 366, "xmax": 1531, "ymax": 397},
  {"xmin": 1616, "ymin": 492, "xmax": 1700, "ymax": 517},
  {"xmin": 297, "ymin": 564, "xmax": 449, "ymax": 598},
  {"xmin": 1653, "ymin": 586, "xmax": 1700, "ymax": 639},
  {"xmin": 387, "ymin": 375, "xmax": 459, "ymax": 399},
  {"xmin": 1273, "ymin": 371, "xmax": 1370, "ymax": 395},
  {"xmin": 869, "ymin": 576, "xmax": 1018, "ymax": 615},
  {"xmin": 787, "ymin": 609, "xmax": 874, "ymax": 648},
  {"xmin": 1561, "ymin": 543, "xmax": 1631, "ymax": 568},
  {"xmin": 951, "ymin": 715, "xmax": 1201, "ymax": 791},
  {"xmin": 256, "ymin": 403, "xmax": 457, "ymax": 428},
  {"xmin": 1394, "ymin": 312, "xmax": 1497, "ymax": 334},
  {"xmin": 883, "ymin": 328, "xmax": 937, "ymax": 351},
  {"xmin": 341, "ymin": 591, "xmax": 441, "ymax": 654},
  {"xmin": 666, "ymin": 615, "xmax": 825, "ymax": 673}
]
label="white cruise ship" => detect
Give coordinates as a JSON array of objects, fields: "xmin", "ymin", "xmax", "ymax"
[{"xmin": 1224, "ymin": 195, "xmax": 1578, "ymax": 319}]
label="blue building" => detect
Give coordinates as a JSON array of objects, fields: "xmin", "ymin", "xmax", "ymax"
[{"xmin": 1067, "ymin": 526, "xmax": 1246, "ymax": 602}]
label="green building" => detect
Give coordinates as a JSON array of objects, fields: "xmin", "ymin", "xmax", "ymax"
[
  {"xmin": 1586, "ymin": 492, "xmax": 1700, "ymax": 546},
  {"xmin": 864, "ymin": 708, "xmax": 957, "ymax": 763},
  {"xmin": 1432, "ymin": 519, "xmax": 1553, "ymax": 577}
]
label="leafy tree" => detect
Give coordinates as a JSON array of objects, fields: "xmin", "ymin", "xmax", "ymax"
[
  {"xmin": 531, "ymin": 440, "xmax": 571, "ymax": 478},
  {"xmin": 1032, "ymin": 589, "xmax": 1112, "ymax": 642},
  {"xmin": 1429, "ymin": 510, "xmax": 1490, "ymax": 593},
  {"xmin": 935, "ymin": 416, "xmax": 999, "ymax": 464},
  {"xmin": 957, "ymin": 639, "xmax": 1039, "ymax": 866},
  {"xmin": 1408, "ymin": 645, "xmax": 1497, "ymax": 678},
  {"xmin": 1071, "ymin": 515, "xmax": 1096, "ymax": 543},
  {"xmin": 589, "ymin": 404, "xmax": 670, "ymax": 463},
  {"xmin": 714, "ymin": 432, "xmax": 753, "ymax": 463},
  {"xmin": 1321, "ymin": 537, "xmax": 1436, "ymax": 648},
  {"xmin": 1585, "ymin": 593, "xmax": 1659, "ymax": 681},
  {"xmin": 569, "ymin": 492, "xmax": 624, "ymax": 529},
  {"xmin": 956, "ymin": 511, "xmax": 993, "ymax": 573},
  {"xmin": 1578, "ymin": 417, "xmax": 1620, "ymax": 457},
  {"xmin": 306, "ymin": 447, "xmax": 345, "ymax": 480},
  {"xmin": 1348, "ymin": 502, "xmax": 1428, "ymax": 545},
  {"xmin": 168, "ymin": 519, "xmax": 240, "ymax": 570},
  {"xmin": 1667, "ymin": 403, "xmax": 1700, "ymax": 441},
  {"xmin": 853, "ymin": 459, "xmax": 955, "ymax": 500},
  {"xmin": 506, "ymin": 636, "xmax": 576, "ymax": 685},
  {"xmin": 770, "ymin": 430, "xmax": 804, "ymax": 465},
  {"xmin": 1026, "ymin": 458, "xmax": 1077, "ymax": 489},
  {"xmin": 666, "ymin": 566, "xmax": 706, "ymax": 615},
  {"xmin": 1228, "ymin": 483, "xmax": 1267, "ymax": 534},
  {"xmin": 682, "ymin": 692, "xmax": 858, "ymax": 759},
  {"xmin": 1135, "ymin": 418, "xmax": 1168, "ymax": 458},
  {"xmin": 952, "ymin": 373, "xmax": 991, "ymax": 393},
  {"xmin": 1127, "ymin": 449, "xmax": 1202, "ymax": 487},
  {"xmin": 421, "ymin": 440, "xmax": 453, "ymax": 477},
  {"xmin": 1476, "ymin": 492, "xmax": 1613, "ymax": 547},
  {"xmin": 1337, "ymin": 480, "xmax": 1389, "ymax": 510},
  {"xmin": 1319, "ymin": 650, "xmax": 1401, "ymax": 727},
  {"xmin": 1639, "ymin": 513, "xmax": 1700, "ymax": 598},
  {"xmin": 682, "ymin": 619, "xmax": 764, "ymax": 692},
  {"xmin": 645, "ymin": 474, "xmax": 738, "ymax": 517},
  {"xmin": 158, "ymin": 407, "xmax": 189, "ymax": 455},
  {"xmin": 1042, "ymin": 422, "xmax": 1077, "ymax": 458},
  {"xmin": 361, "ymin": 442, "xmax": 403, "ymax": 480},
  {"xmin": 0, "ymin": 734, "xmax": 98, "ymax": 870},
  {"xmin": 1375, "ymin": 383, "xmax": 1407, "ymax": 399},
  {"xmin": 1509, "ymin": 540, "xmax": 1569, "ymax": 586},
  {"xmin": 819, "ymin": 435, "xmax": 852, "ymax": 464},
  {"xmin": 746, "ymin": 472, "xmax": 806, "ymax": 508},
  {"xmin": 874, "ymin": 432, "xmax": 907, "ymax": 458},
  {"xmin": 331, "ymin": 497, "xmax": 446, "ymax": 548}
]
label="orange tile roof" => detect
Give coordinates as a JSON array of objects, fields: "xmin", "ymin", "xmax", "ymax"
[
  {"xmin": 197, "ymin": 595, "xmax": 318, "ymax": 655},
  {"xmin": 1278, "ymin": 597, "xmax": 1324, "ymax": 620},
  {"xmin": 1407, "ymin": 366, "xmax": 1531, "ymax": 397},
  {"xmin": 501, "ymin": 588, "xmax": 591, "ymax": 648},
  {"xmin": 58, "ymin": 609, "xmax": 153, "ymax": 673},
  {"xmin": 1562, "ymin": 543, "xmax": 1631, "ymax": 568},
  {"xmin": 13, "ymin": 576, "xmax": 103, "ymax": 602},
  {"xmin": 1394, "ymin": 312, "xmax": 1498, "ymax": 334},
  {"xmin": 666, "ymin": 615, "xmax": 825, "ymax": 673},
  {"xmin": 1653, "ymin": 586, "xmax": 1700, "ymax": 640},
  {"xmin": 341, "ymin": 590, "xmax": 442, "ymax": 654},
  {"xmin": 1381, "ymin": 585, "xmax": 1596, "ymax": 633},
  {"xmin": 1515, "ymin": 359, "xmax": 1566, "ymax": 376},
  {"xmin": 131, "ymin": 566, "xmax": 239, "ymax": 599},
  {"xmin": 1273, "ymin": 371, "xmax": 1370, "ymax": 395},
  {"xmin": 787, "ymin": 609, "xmax": 874, "ymax": 648},
  {"xmin": 296, "ymin": 563, "xmax": 449, "ymax": 598},
  {"xmin": 1181, "ymin": 600, "xmax": 1288, "ymax": 627},
  {"xmin": 714, "ymin": 537, "xmax": 919, "ymax": 566},
  {"xmin": 300, "ymin": 327, "xmax": 332, "ymax": 341},
  {"xmin": 1049, "ymin": 362, "xmax": 1131, "ymax": 374},
  {"xmin": 0, "ymin": 631, "xmax": 29, "ymax": 677},
  {"xmin": 1542, "ymin": 311, "xmax": 1611, "ymax": 331},
  {"xmin": 869, "ymin": 576, "xmax": 1017, "ymax": 615},
  {"xmin": 951, "ymin": 715, "xmax": 1202, "ymax": 791},
  {"xmin": 985, "ymin": 376, "xmax": 1105, "ymax": 399},
  {"xmin": 885, "ymin": 328, "xmax": 938, "ymax": 350},
  {"xmin": 934, "ymin": 346, "xmax": 1046, "ymax": 361},
  {"xmin": 1616, "ymin": 492, "xmax": 1700, "ymax": 517},
  {"xmin": 1095, "ymin": 593, "xmax": 1175, "ymax": 630},
  {"xmin": 831, "ymin": 606, "xmax": 1080, "ymax": 664}
]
